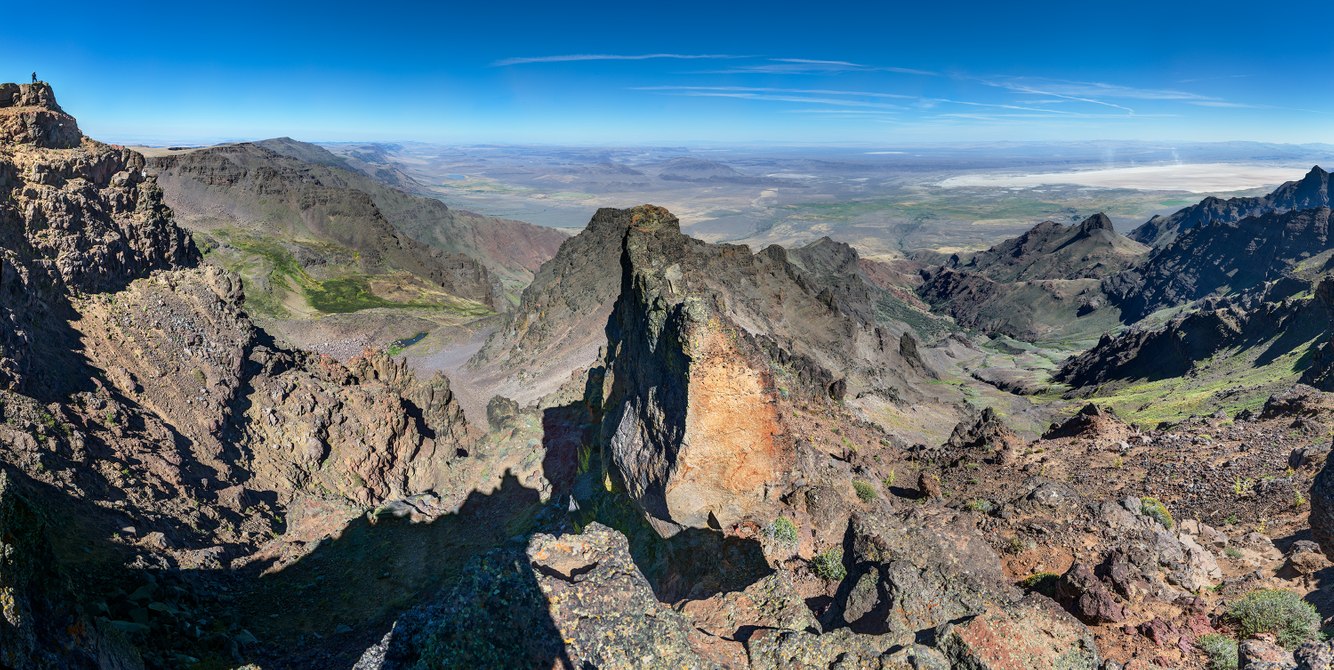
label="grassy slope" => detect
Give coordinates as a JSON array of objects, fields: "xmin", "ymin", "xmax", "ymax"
[
  {"xmin": 199, "ymin": 229, "xmax": 493, "ymax": 319},
  {"xmin": 1076, "ymin": 335, "xmax": 1320, "ymax": 426}
]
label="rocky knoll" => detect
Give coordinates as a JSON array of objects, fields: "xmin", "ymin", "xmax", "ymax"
[
  {"xmin": 1, "ymin": 82, "xmax": 82, "ymax": 148},
  {"xmin": 1130, "ymin": 165, "xmax": 1330, "ymax": 247}
]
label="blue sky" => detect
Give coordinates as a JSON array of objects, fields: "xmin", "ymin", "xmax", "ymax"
[{"xmin": 5, "ymin": 0, "xmax": 1333, "ymax": 145}]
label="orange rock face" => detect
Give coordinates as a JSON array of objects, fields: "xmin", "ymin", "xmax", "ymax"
[{"xmin": 666, "ymin": 324, "xmax": 785, "ymax": 530}]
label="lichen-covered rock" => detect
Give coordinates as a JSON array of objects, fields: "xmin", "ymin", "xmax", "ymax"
[
  {"xmin": 744, "ymin": 628, "xmax": 947, "ymax": 669},
  {"xmin": 835, "ymin": 509, "xmax": 1012, "ymax": 638},
  {"xmin": 1055, "ymin": 562, "xmax": 1126, "ymax": 624},
  {"xmin": 405, "ymin": 523, "xmax": 713, "ymax": 669},
  {"xmin": 936, "ymin": 596, "xmax": 1101, "ymax": 670}
]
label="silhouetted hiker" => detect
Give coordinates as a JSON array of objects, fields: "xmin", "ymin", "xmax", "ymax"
[{"xmin": 31, "ymin": 72, "xmax": 37, "ymax": 84}]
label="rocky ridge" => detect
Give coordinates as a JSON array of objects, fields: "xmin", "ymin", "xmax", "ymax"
[
  {"xmin": 0, "ymin": 83, "xmax": 481, "ymax": 667},
  {"xmin": 1130, "ymin": 165, "xmax": 1331, "ymax": 247}
]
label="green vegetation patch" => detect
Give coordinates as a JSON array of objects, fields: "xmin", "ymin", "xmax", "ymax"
[
  {"xmin": 1018, "ymin": 571, "xmax": 1060, "ymax": 598},
  {"xmin": 1225, "ymin": 589, "xmax": 1320, "ymax": 648},
  {"xmin": 811, "ymin": 547, "xmax": 847, "ymax": 582},
  {"xmin": 1140, "ymin": 497, "xmax": 1173, "ymax": 529},
  {"xmin": 1196, "ymin": 633, "xmax": 1238, "ymax": 670},
  {"xmin": 205, "ymin": 230, "xmax": 491, "ymax": 318},
  {"xmin": 853, "ymin": 480, "xmax": 877, "ymax": 502},
  {"xmin": 1084, "ymin": 336, "xmax": 1319, "ymax": 426},
  {"xmin": 765, "ymin": 517, "xmax": 798, "ymax": 545}
]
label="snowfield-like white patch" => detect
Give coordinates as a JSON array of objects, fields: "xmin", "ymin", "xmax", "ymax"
[{"xmin": 939, "ymin": 163, "xmax": 1309, "ymax": 193}]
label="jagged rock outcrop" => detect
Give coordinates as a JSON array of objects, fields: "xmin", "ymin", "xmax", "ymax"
[
  {"xmin": 1, "ymin": 83, "xmax": 197, "ymax": 394},
  {"xmin": 468, "ymin": 206, "xmax": 633, "ymax": 403},
  {"xmin": 244, "ymin": 348, "xmax": 470, "ymax": 505},
  {"xmin": 595, "ymin": 205, "xmax": 930, "ymax": 536},
  {"xmin": 0, "ymin": 83, "xmax": 480, "ymax": 665},
  {"xmin": 1043, "ymin": 403, "xmax": 1130, "ymax": 440},
  {"xmin": 1, "ymin": 83, "xmax": 82, "ymax": 148},
  {"xmin": 1130, "ymin": 165, "xmax": 1331, "ymax": 247},
  {"xmin": 945, "ymin": 407, "xmax": 1024, "ymax": 462}
]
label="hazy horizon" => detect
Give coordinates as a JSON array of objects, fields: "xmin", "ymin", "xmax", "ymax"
[{"xmin": 7, "ymin": 0, "xmax": 1334, "ymax": 145}]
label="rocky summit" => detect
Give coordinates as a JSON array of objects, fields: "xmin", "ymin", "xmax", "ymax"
[{"xmin": 5, "ymin": 82, "xmax": 1334, "ymax": 670}]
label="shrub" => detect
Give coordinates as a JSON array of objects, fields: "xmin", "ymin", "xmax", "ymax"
[
  {"xmin": 1018, "ymin": 571, "xmax": 1060, "ymax": 598},
  {"xmin": 853, "ymin": 480, "xmax": 876, "ymax": 502},
  {"xmin": 1223, "ymin": 546, "xmax": 1242, "ymax": 560},
  {"xmin": 766, "ymin": 517, "xmax": 798, "ymax": 545},
  {"xmin": 1004, "ymin": 536, "xmax": 1030, "ymax": 555},
  {"xmin": 966, "ymin": 499, "xmax": 994, "ymax": 514},
  {"xmin": 1140, "ymin": 497, "xmax": 1174, "ymax": 529},
  {"xmin": 1196, "ymin": 633, "xmax": 1238, "ymax": 670},
  {"xmin": 811, "ymin": 547, "xmax": 847, "ymax": 582},
  {"xmin": 1226, "ymin": 589, "xmax": 1320, "ymax": 648},
  {"xmin": 883, "ymin": 470, "xmax": 896, "ymax": 489}
]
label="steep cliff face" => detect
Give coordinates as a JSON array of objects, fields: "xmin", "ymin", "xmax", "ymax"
[
  {"xmin": 1, "ymin": 83, "xmax": 198, "ymax": 395},
  {"xmin": 594, "ymin": 206, "xmax": 933, "ymax": 536}
]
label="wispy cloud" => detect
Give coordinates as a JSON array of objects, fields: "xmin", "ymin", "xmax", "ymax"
[
  {"xmin": 967, "ymin": 75, "xmax": 1255, "ymax": 117},
  {"xmin": 655, "ymin": 90, "xmax": 909, "ymax": 110},
  {"xmin": 634, "ymin": 85, "xmax": 915, "ymax": 100},
  {"xmin": 1177, "ymin": 74, "xmax": 1256, "ymax": 84},
  {"xmin": 1187, "ymin": 100, "xmax": 1265, "ymax": 109},
  {"xmin": 493, "ymin": 53, "xmax": 746, "ymax": 66},
  {"xmin": 639, "ymin": 85, "xmax": 1098, "ymax": 118},
  {"xmin": 696, "ymin": 58, "xmax": 935, "ymax": 76}
]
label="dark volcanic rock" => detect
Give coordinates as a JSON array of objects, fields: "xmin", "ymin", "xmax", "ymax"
[
  {"xmin": 1130, "ymin": 165, "xmax": 1331, "ymax": 246},
  {"xmin": 1056, "ymin": 562, "xmax": 1127, "ymax": 624},
  {"xmin": 1105, "ymin": 206, "xmax": 1332, "ymax": 322}
]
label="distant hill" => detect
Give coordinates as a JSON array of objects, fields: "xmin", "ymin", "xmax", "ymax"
[
  {"xmin": 917, "ymin": 214, "xmax": 1146, "ymax": 341},
  {"xmin": 148, "ymin": 139, "xmax": 567, "ymax": 310},
  {"xmin": 953, "ymin": 213, "xmax": 1146, "ymax": 282}
]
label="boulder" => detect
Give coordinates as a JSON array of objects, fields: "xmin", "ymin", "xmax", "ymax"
[{"xmin": 1055, "ymin": 562, "xmax": 1126, "ymax": 624}]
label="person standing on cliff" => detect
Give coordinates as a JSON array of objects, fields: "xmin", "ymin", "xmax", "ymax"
[{"xmin": 31, "ymin": 72, "xmax": 37, "ymax": 84}]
